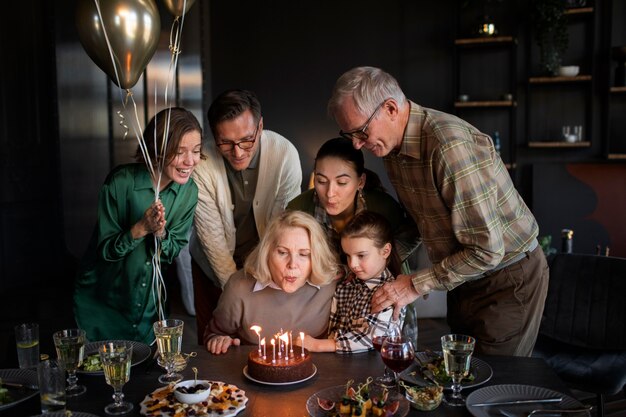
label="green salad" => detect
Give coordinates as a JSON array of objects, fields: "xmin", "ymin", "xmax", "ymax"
[
  {"xmin": 424, "ymin": 356, "xmax": 475, "ymax": 384},
  {"xmin": 81, "ymin": 353, "xmax": 103, "ymax": 372},
  {"xmin": 0, "ymin": 386, "xmax": 11, "ymax": 405}
]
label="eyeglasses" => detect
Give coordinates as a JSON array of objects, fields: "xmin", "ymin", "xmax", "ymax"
[
  {"xmin": 339, "ymin": 100, "xmax": 387, "ymax": 141},
  {"xmin": 216, "ymin": 121, "xmax": 260, "ymax": 152}
]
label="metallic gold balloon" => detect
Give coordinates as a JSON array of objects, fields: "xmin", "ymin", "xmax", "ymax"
[
  {"xmin": 162, "ymin": 0, "xmax": 196, "ymax": 17},
  {"xmin": 76, "ymin": 0, "xmax": 161, "ymax": 90}
]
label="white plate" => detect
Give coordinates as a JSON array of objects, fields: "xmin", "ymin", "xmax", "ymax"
[
  {"xmin": 78, "ymin": 340, "xmax": 151, "ymax": 375},
  {"xmin": 399, "ymin": 351, "xmax": 493, "ymax": 390},
  {"xmin": 243, "ymin": 364, "xmax": 317, "ymax": 386},
  {"xmin": 306, "ymin": 384, "xmax": 410, "ymax": 417},
  {"xmin": 466, "ymin": 384, "xmax": 588, "ymax": 417},
  {"xmin": 140, "ymin": 381, "xmax": 247, "ymax": 417},
  {"xmin": 0, "ymin": 368, "xmax": 39, "ymax": 411}
]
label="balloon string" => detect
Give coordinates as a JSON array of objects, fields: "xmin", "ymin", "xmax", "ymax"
[
  {"xmin": 92, "ymin": 0, "xmax": 125, "ymax": 103},
  {"xmin": 151, "ymin": 235, "xmax": 167, "ymax": 322}
]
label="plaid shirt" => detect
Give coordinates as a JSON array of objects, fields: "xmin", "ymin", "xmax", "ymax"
[
  {"xmin": 329, "ymin": 268, "xmax": 405, "ymax": 353},
  {"xmin": 384, "ymin": 101, "xmax": 538, "ymax": 294}
]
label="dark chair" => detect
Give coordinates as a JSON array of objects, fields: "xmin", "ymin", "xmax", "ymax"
[{"xmin": 533, "ymin": 253, "xmax": 626, "ymax": 417}]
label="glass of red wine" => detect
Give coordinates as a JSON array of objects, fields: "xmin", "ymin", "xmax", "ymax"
[
  {"xmin": 372, "ymin": 322, "xmax": 396, "ymax": 388},
  {"xmin": 380, "ymin": 322, "xmax": 415, "ymax": 390}
]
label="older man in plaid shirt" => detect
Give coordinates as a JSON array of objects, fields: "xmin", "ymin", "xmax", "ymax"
[{"xmin": 328, "ymin": 66, "xmax": 549, "ymax": 357}]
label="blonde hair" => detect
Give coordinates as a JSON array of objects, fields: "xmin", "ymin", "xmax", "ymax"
[{"xmin": 244, "ymin": 211, "xmax": 340, "ymax": 286}]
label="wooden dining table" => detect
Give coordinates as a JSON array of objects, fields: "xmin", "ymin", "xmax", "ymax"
[{"xmin": 7, "ymin": 345, "xmax": 573, "ymax": 417}]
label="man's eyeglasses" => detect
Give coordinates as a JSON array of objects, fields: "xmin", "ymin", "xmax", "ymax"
[
  {"xmin": 339, "ymin": 100, "xmax": 387, "ymax": 141},
  {"xmin": 216, "ymin": 121, "xmax": 260, "ymax": 152}
]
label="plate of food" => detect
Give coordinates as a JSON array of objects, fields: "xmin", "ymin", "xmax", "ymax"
[
  {"xmin": 0, "ymin": 369, "xmax": 39, "ymax": 411},
  {"xmin": 306, "ymin": 379, "xmax": 409, "ymax": 417},
  {"xmin": 399, "ymin": 351, "xmax": 493, "ymax": 390},
  {"xmin": 78, "ymin": 340, "xmax": 151, "ymax": 375},
  {"xmin": 140, "ymin": 380, "xmax": 248, "ymax": 417}
]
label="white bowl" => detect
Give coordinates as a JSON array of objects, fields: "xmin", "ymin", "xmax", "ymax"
[
  {"xmin": 173, "ymin": 379, "xmax": 211, "ymax": 404},
  {"xmin": 558, "ymin": 66, "xmax": 580, "ymax": 77}
]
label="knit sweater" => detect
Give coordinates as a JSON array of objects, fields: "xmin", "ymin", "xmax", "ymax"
[
  {"xmin": 189, "ymin": 130, "xmax": 302, "ymax": 287},
  {"xmin": 206, "ymin": 269, "xmax": 337, "ymax": 345}
]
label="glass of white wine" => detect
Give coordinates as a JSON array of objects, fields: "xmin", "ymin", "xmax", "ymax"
[
  {"xmin": 99, "ymin": 341, "xmax": 133, "ymax": 415},
  {"xmin": 53, "ymin": 328, "xmax": 86, "ymax": 397},
  {"xmin": 153, "ymin": 319, "xmax": 184, "ymax": 384},
  {"xmin": 440, "ymin": 334, "xmax": 476, "ymax": 406}
]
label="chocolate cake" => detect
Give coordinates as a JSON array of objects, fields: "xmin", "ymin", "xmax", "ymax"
[{"xmin": 247, "ymin": 349, "xmax": 313, "ymax": 383}]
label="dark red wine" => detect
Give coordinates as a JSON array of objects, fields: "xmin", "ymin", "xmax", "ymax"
[
  {"xmin": 382, "ymin": 355, "xmax": 414, "ymax": 372},
  {"xmin": 372, "ymin": 336, "xmax": 385, "ymax": 352}
]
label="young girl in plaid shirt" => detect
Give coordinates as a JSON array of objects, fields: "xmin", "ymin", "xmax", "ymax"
[{"xmin": 303, "ymin": 211, "xmax": 406, "ymax": 353}]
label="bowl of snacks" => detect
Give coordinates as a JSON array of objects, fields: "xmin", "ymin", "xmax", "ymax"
[
  {"xmin": 403, "ymin": 384, "xmax": 444, "ymax": 411},
  {"xmin": 173, "ymin": 379, "xmax": 212, "ymax": 404}
]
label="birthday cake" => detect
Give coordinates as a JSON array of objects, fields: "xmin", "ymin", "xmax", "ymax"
[{"xmin": 247, "ymin": 348, "xmax": 313, "ymax": 383}]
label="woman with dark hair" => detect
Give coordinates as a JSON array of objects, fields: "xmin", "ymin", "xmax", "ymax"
[
  {"xmin": 287, "ymin": 137, "xmax": 420, "ymax": 275},
  {"xmin": 74, "ymin": 107, "xmax": 203, "ymax": 344}
]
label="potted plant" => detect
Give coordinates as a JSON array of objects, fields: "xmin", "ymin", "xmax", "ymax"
[{"xmin": 532, "ymin": 0, "xmax": 569, "ymax": 75}]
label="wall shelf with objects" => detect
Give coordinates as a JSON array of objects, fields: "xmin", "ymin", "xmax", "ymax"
[
  {"xmin": 603, "ymin": 0, "xmax": 626, "ymax": 159},
  {"xmin": 452, "ymin": 30, "xmax": 518, "ymax": 174},
  {"xmin": 525, "ymin": 2, "xmax": 596, "ymax": 149}
]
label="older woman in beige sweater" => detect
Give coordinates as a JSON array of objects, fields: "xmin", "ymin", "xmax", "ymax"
[{"xmin": 205, "ymin": 211, "xmax": 340, "ymax": 354}]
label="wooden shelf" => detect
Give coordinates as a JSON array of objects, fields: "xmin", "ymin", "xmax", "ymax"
[
  {"xmin": 529, "ymin": 75, "xmax": 592, "ymax": 83},
  {"xmin": 610, "ymin": 86, "xmax": 626, "ymax": 94},
  {"xmin": 608, "ymin": 153, "xmax": 626, "ymax": 160},
  {"xmin": 454, "ymin": 100, "xmax": 517, "ymax": 108},
  {"xmin": 528, "ymin": 141, "xmax": 591, "ymax": 148},
  {"xmin": 564, "ymin": 7, "xmax": 594, "ymax": 15},
  {"xmin": 455, "ymin": 36, "xmax": 515, "ymax": 46}
]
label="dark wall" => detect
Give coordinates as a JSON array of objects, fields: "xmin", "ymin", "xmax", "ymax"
[{"xmin": 206, "ymin": 0, "xmax": 456, "ymax": 188}]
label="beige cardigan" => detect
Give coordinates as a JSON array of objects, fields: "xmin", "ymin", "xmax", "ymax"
[{"xmin": 189, "ymin": 130, "xmax": 302, "ymax": 287}]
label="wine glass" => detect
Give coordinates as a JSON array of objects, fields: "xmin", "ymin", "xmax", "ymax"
[
  {"xmin": 99, "ymin": 341, "xmax": 133, "ymax": 415},
  {"xmin": 371, "ymin": 321, "xmax": 398, "ymax": 388},
  {"xmin": 440, "ymin": 334, "xmax": 476, "ymax": 406},
  {"xmin": 380, "ymin": 322, "xmax": 415, "ymax": 390},
  {"xmin": 153, "ymin": 319, "xmax": 184, "ymax": 384},
  {"xmin": 53, "ymin": 328, "xmax": 86, "ymax": 397}
]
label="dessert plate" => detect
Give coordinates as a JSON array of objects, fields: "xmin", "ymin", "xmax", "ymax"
[
  {"xmin": 140, "ymin": 381, "xmax": 247, "ymax": 417},
  {"xmin": 306, "ymin": 384, "xmax": 410, "ymax": 417},
  {"xmin": 243, "ymin": 364, "xmax": 317, "ymax": 386},
  {"xmin": 30, "ymin": 413, "xmax": 99, "ymax": 417},
  {"xmin": 0, "ymin": 368, "xmax": 39, "ymax": 411},
  {"xmin": 466, "ymin": 384, "xmax": 588, "ymax": 417}
]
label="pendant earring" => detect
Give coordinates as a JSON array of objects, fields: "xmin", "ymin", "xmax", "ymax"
[{"xmin": 358, "ymin": 188, "xmax": 364, "ymax": 200}]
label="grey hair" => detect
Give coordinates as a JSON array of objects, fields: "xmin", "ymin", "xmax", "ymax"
[{"xmin": 328, "ymin": 66, "xmax": 407, "ymax": 120}]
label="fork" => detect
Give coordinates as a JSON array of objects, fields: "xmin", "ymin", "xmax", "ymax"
[{"xmin": 528, "ymin": 406, "xmax": 593, "ymax": 416}]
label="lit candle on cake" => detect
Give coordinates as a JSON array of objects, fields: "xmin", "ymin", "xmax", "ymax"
[
  {"xmin": 271, "ymin": 338, "xmax": 276, "ymax": 363},
  {"xmin": 300, "ymin": 332, "xmax": 305, "ymax": 357},
  {"xmin": 279, "ymin": 333, "xmax": 290, "ymax": 361},
  {"xmin": 250, "ymin": 325, "xmax": 262, "ymax": 354},
  {"xmin": 261, "ymin": 337, "xmax": 266, "ymax": 360},
  {"xmin": 289, "ymin": 331, "xmax": 294, "ymax": 354}
]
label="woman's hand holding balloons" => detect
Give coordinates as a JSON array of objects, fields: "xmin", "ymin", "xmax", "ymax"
[{"xmin": 132, "ymin": 200, "xmax": 167, "ymax": 239}]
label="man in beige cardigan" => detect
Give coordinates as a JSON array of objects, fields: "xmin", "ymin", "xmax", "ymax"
[{"xmin": 188, "ymin": 89, "xmax": 302, "ymax": 343}]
